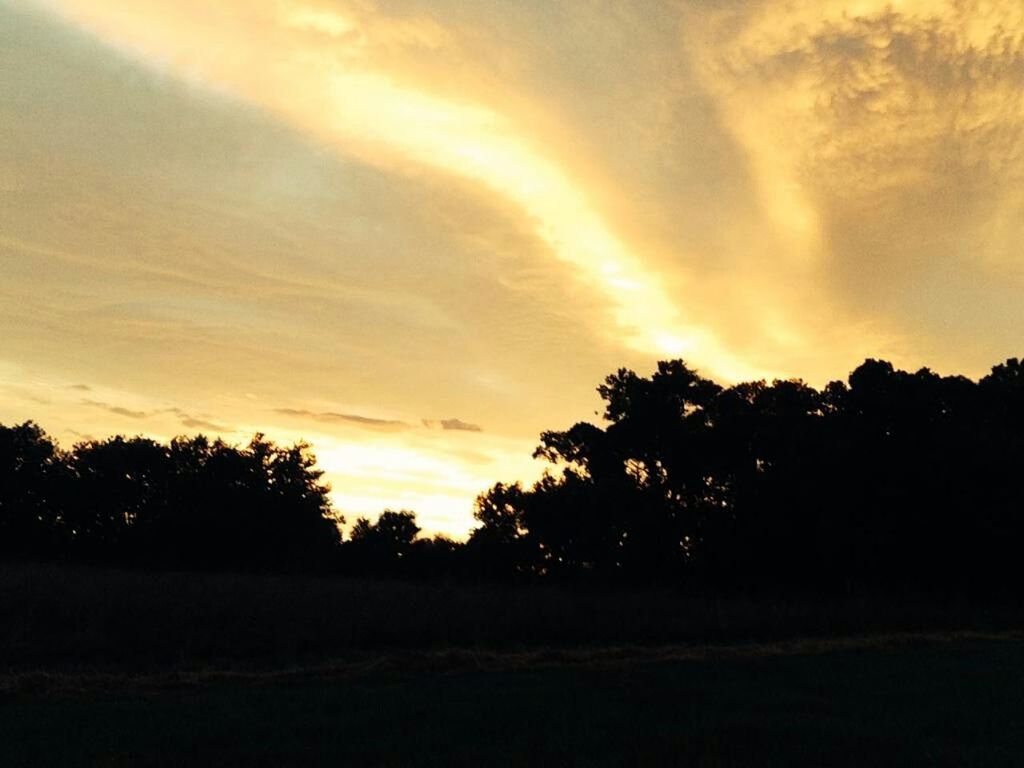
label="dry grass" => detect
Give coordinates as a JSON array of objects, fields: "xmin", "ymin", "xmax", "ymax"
[{"xmin": 4, "ymin": 628, "xmax": 1024, "ymax": 697}]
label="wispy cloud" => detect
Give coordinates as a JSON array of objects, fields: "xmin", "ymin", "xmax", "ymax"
[{"xmin": 34, "ymin": 0, "xmax": 769, "ymax": 381}]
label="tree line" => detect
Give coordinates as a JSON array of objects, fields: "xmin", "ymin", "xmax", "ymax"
[
  {"xmin": 471, "ymin": 357, "xmax": 1024, "ymax": 594},
  {"xmin": 4, "ymin": 356, "xmax": 1024, "ymax": 594},
  {"xmin": 0, "ymin": 426, "xmax": 462, "ymax": 575}
]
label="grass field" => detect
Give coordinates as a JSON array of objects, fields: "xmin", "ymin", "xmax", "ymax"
[
  {"xmin": 4, "ymin": 562, "xmax": 1022, "ymax": 669},
  {"xmin": 4, "ymin": 635, "xmax": 1024, "ymax": 766},
  {"xmin": 3, "ymin": 563, "xmax": 1024, "ymax": 766}
]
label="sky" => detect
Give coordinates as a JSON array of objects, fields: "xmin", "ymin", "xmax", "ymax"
[{"xmin": 3, "ymin": 0, "xmax": 1024, "ymax": 536}]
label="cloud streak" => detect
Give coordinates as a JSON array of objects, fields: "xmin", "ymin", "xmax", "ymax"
[
  {"xmin": 439, "ymin": 418, "xmax": 482, "ymax": 432},
  {"xmin": 82, "ymin": 399, "xmax": 149, "ymax": 420},
  {"xmin": 81, "ymin": 400, "xmax": 235, "ymax": 433},
  {"xmin": 423, "ymin": 418, "xmax": 483, "ymax": 433},
  {"xmin": 164, "ymin": 408, "xmax": 232, "ymax": 433},
  {"xmin": 275, "ymin": 408, "xmax": 410, "ymax": 431}
]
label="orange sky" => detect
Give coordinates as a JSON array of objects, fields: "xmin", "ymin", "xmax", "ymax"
[{"xmin": 4, "ymin": 0, "xmax": 1024, "ymax": 535}]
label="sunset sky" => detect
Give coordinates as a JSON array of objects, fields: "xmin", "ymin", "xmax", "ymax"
[{"xmin": 4, "ymin": 0, "xmax": 1024, "ymax": 535}]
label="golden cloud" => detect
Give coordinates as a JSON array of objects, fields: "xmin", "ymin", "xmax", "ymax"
[
  {"xmin": 689, "ymin": 0, "xmax": 1024, "ymax": 262},
  {"xmin": 34, "ymin": 0, "xmax": 773, "ymax": 382}
]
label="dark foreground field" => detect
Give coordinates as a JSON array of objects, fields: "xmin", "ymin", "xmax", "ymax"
[
  {"xmin": 5, "ymin": 636, "xmax": 1024, "ymax": 767},
  {"xmin": 3, "ymin": 564, "xmax": 1024, "ymax": 766}
]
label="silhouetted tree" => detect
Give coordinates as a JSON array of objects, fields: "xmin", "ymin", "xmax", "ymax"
[
  {"xmin": 0, "ymin": 428, "xmax": 340, "ymax": 570},
  {"xmin": 0, "ymin": 422, "xmax": 67, "ymax": 556},
  {"xmin": 66, "ymin": 436, "xmax": 169, "ymax": 559},
  {"xmin": 345, "ymin": 509, "xmax": 420, "ymax": 575},
  {"xmin": 472, "ymin": 356, "xmax": 1024, "ymax": 595}
]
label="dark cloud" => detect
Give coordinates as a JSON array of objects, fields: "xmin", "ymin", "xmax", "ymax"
[
  {"xmin": 80, "ymin": 402, "xmax": 231, "ymax": 432},
  {"xmin": 82, "ymin": 399, "xmax": 149, "ymax": 419},
  {"xmin": 67, "ymin": 383, "xmax": 92, "ymax": 391},
  {"xmin": 65, "ymin": 427, "xmax": 94, "ymax": 441},
  {"xmin": 178, "ymin": 415, "xmax": 231, "ymax": 432},
  {"xmin": 422, "ymin": 417, "xmax": 483, "ymax": 432},
  {"xmin": 275, "ymin": 408, "xmax": 409, "ymax": 431},
  {"xmin": 158, "ymin": 407, "xmax": 230, "ymax": 432},
  {"xmin": 441, "ymin": 418, "xmax": 483, "ymax": 432}
]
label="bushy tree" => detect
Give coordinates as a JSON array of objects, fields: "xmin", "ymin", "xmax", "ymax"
[
  {"xmin": 0, "ymin": 428, "xmax": 340, "ymax": 570},
  {"xmin": 472, "ymin": 357, "xmax": 1024, "ymax": 594},
  {"xmin": 0, "ymin": 422, "xmax": 67, "ymax": 555}
]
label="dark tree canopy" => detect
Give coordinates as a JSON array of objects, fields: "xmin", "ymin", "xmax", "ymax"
[
  {"xmin": 0, "ymin": 422, "xmax": 68, "ymax": 556},
  {"xmin": 472, "ymin": 357, "xmax": 1024, "ymax": 594},
  {"xmin": 349, "ymin": 510, "xmax": 420, "ymax": 560},
  {"xmin": 0, "ymin": 427, "xmax": 341, "ymax": 570}
]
